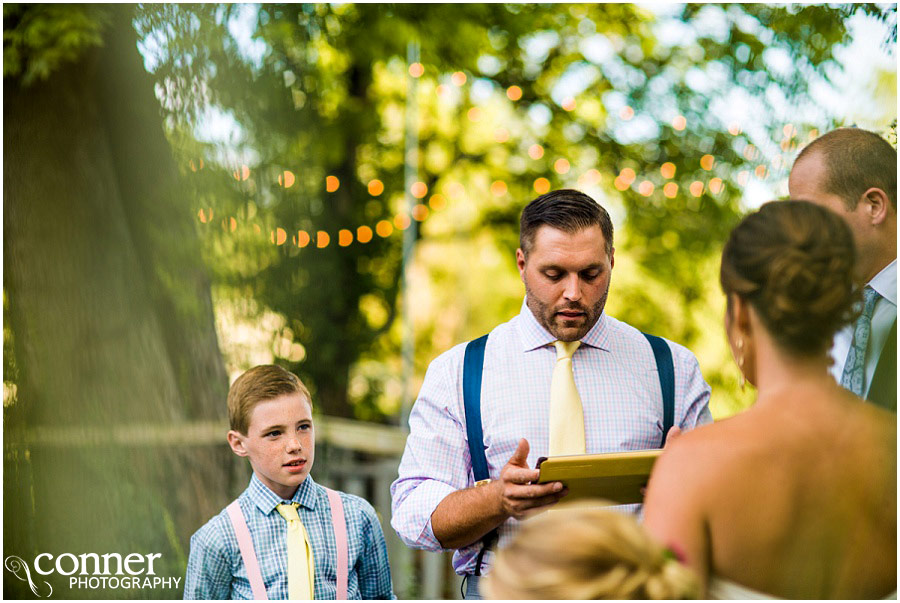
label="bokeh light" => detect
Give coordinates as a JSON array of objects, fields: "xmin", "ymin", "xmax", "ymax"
[
  {"xmin": 412, "ymin": 204, "xmax": 429, "ymax": 221},
  {"xmin": 528, "ymin": 144, "xmax": 544, "ymax": 160},
  {"xmin": 490, "ymin": 180, "xmax": 508, "ymax": 196},
  {"xmin": 411, "ymin": 181, "xmax": 428, "ymax": 199},
  {"xmin": 672, "ymin": 116, "xmax": 686, "ymax": 131},
  {"xmin": 663, "ymin": 182, "xmax": 679, "ymax": 198},
  {"xmin": 507, "ymin": 85, "xmax": 523, "ymax": 101},
  {"xmin": 660, "ymin": 162, "xmax": 676, "ymax": 179},
  {"xmin": 233, "ymin": 165, "xmax": 250, "ymax": 181},
  {"xmin": 451, "ymin": 71, "xmax": 467, "ymax": 86},
  {"xmin": 554, "ymin": 158, "xmax": 570, "ymax": 174},
  {"xmin": 278, "ymin": 170, "xmax": 296, "ymax": 188},
  {"xmin": 700, "ymin": 155, "xmax": 715, "ymax": 171},
  {"xmin": 689, "ymin": 181, "xmax": 704, "ymax": 197},
  {"xmin": 375, "ymin": 220, "xmax": 393, "ymax": 237},
  {"xmin": 534, "ymin": 177, "xmax": 551, "ymax": 194},
  {"xmin": 338, "ymin": 229, "xmax": 353, "ymax": 246},
  {"xmin": 326, "ymin": 175, "xmax": 340, "ymax": 192},
  {"xmin": 394, "ymin": 212, "xmax": 411, "ymax": 230},
  {"xmin": 357, "ymin": 225, "xmax": 373, "ymax": 243},
  {"xmin": 429, "ymin": 194, "xmax": 447, "ymax": 211},
  {"xmin": 316, "ymin": 231, "xmax": 330, "ymax": 248},
  {"xmin": 368, "ymin": 179, "xmax": 384, "ymax": 196},
  {"xmin": 408, "ymin": 62, "xmax": 424, "ymax": 78},
  {"xmin": 579, "ymin": 169, "xmax": 602, "ymax": 187}
]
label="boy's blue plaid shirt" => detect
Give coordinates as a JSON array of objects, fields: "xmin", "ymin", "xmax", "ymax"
[{"xmin": 184, "ymin": 473, "xmax": 395, "ymax": 599}]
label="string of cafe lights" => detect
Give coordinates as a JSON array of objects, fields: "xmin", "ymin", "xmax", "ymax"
[{"xmin": 194, "ymin": 61, "xmax": 815, "ymax": 250}]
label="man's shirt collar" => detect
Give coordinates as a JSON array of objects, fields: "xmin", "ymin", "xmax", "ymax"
[
  {"xmin": 516, "ymin": 297, "xmax": 610, "ymax": 352},
  {"xmin": 248, "ymin": 472, "xmax": 319, "ymax": 515},
  {"xmin": 870, "ymin": 259, "xmax": 897, "ymax": 307}
]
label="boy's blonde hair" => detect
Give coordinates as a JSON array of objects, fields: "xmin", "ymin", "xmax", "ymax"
[
  {"xmin": 482, "ymin": 502, "xmax": 700, "ymax": 600},
  {"xmin": 227, "ymin": 365, "xmax": 311, "ymax": 435}
]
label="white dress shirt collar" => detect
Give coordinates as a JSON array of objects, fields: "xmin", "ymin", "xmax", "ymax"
[{"xmin": 517, "ymin": 297, "xmax": 610, "ymax": 352}]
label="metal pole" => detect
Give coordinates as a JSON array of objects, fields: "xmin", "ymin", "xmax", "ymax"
[{"xmin": 400, "ymin": 41, "xmax": 419, "ymax": 431}]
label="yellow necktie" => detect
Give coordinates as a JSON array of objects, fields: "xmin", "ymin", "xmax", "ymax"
[
  {"xmin": 549, "ymin": 340, "xmax": 586, "ymax": 456},
  {"xmin": 276, "ymin": 503, "xmax": 315, "ymax": 599}
]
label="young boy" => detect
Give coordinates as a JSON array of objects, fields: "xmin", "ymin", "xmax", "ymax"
[{"xmin": 184, "ymin": 365, "xmax": 395, "ymax": 599}]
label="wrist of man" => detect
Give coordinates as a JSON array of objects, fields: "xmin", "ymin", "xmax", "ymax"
[
  {"xmin": 432, "ymin": 482, "xmax": 507, "ymax": 549},
  {"xmin": 487, "ymin": 478, "xmax": 511, "ymax": 523}
]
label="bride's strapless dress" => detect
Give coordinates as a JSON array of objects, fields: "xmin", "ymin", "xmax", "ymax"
[
  {"xmin": 708, "ymin": 577, "xmax": 778, "ymax": 600},
  {"xmin": 708, "ymin": 577, "xmax": 897, "ymax": 600}
]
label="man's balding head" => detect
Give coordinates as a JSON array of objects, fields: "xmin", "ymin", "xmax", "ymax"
[
  {"xmin": 789, "ymin": 127, "xmax": 896, "ymax": 283},
  {"xmin": 790, "ymin": 127, "xmax": 896, "ymax": 211}
]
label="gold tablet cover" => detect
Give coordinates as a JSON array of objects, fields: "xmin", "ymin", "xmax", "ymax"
[{"xmin": 536, "ymin": 449, "xmax": 662, "ymax": 504}]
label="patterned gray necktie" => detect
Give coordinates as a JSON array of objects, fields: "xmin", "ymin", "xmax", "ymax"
[{"xmin": 840, "ymin": 286, "xmax": 880, "ymax": 396}]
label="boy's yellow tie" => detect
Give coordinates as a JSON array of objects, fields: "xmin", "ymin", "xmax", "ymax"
[
  {"xmin": 276, "ymin": 503, "xmax": 315, "ymax": 599},
  {"xmin": 549, "ymin": 340, "xmax": 586, "ymax": 456}
]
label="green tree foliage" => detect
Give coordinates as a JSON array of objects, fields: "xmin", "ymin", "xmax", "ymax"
[
  {"xmin": 139, "ymin": 4, "xmax": 894, "ymax": 421},
  {"xmin": 4, "ymin": 5, "xmax": 231, "ymax": 597},
  {"xmin": 3, "ymin": 4, "xmax": 109, "ymax": 84}
]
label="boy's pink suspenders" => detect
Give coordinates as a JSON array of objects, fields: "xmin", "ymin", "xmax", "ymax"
[
  {"xmin": 226, "ymin": 501, "xmax": 269, "ymax": 600},
  {"xmin": 324, "ymin": 488, "xmax": 349, "ymax": 600},
  {"xmin": 226, "ymin": 487, "xmax": 349, "ymax": 600}
]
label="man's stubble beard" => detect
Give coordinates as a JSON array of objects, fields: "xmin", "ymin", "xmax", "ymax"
[{"xmin": 523, "ymin": 279, "xmax": 610, "ymax": 342}]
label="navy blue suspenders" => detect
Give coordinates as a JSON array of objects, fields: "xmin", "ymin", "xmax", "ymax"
[
  {"xmin": 642, "ymin": 332, "xmax": 676, "ymax": 448},
  {"xmin": 461, "ymin": 331, "xmax": 676, "ymax": 574},
  {"xmin": 462, "ymin": 334, "xmax": 491, "ymax": 485}
]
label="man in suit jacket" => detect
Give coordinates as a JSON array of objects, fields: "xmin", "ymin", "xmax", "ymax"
[{"xmin": 789, "ymin": 127, "xmax": 896, "ymax": 411}]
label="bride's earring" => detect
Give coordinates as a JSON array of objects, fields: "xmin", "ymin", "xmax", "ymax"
[{"xmin": 737, "ymin": 337, "xmax": 746, "ymax": 391}]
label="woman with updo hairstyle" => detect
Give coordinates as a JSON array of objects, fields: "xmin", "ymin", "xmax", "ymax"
[
  {"xmin": 481, "ymin": 503, "xmax": 700, "ymax": 600},
  {"xmin": 644, "ymin": 201, "xmax": 896, "ymax": 599}
]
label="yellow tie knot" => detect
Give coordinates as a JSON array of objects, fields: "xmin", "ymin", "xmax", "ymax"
[
  {"xmin": 276, "ymin": 502, "xmax": 300, "ymax": 522},
  {"xmin": 554, "ymin": 340, "xmax": 581, "ymax": 360}
]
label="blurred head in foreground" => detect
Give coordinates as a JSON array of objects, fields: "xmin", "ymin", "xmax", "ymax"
[{"xmin": 481, "ymin": 503, "xmax": 700, "ymax": 599}]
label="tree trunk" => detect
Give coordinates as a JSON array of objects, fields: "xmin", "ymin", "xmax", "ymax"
[{"xmin": 4, "ymin": 6, "xmax": 234, "ymax": 599}]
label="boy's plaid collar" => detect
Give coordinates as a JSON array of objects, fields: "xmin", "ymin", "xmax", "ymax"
[{"xmin": 247, "ymin": 472, "xmax": 320, "ymax": 515}]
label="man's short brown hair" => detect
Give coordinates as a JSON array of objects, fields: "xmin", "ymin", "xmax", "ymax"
[
  {"xmin": 519, "ymin": 189, "xmax": 614, "ymax": 257},
  {"xmin": 795, "ymin": 127, "xmax": 897, "ymax": 210},
  {"xmin": 227, "ymin": 365, "xmax": 311, "ymax": 434}
]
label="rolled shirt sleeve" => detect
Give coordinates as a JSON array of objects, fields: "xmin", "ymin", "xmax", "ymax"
[{"xmin": 390, "ymin": 346, "xmax": 472, "ymax": 552}]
